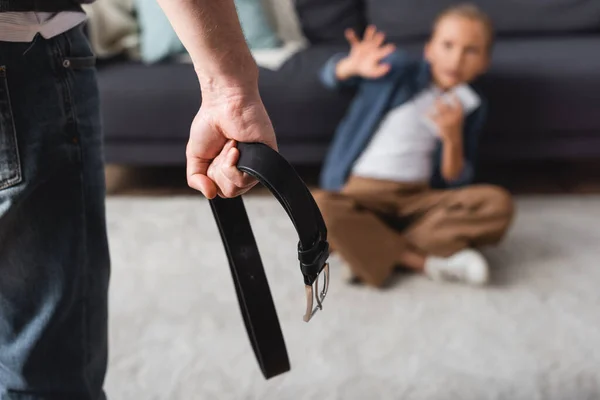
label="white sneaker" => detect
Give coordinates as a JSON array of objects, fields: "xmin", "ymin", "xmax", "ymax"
[
  {"xmin": 330, "ymin": 253, "xmax": 360, "ymax": 283},
  {"xmin": 424, "ymin": 249, "xmax": 489, "ymax": 285}
]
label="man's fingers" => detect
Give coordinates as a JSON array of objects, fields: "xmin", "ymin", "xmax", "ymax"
[
  {"xmin": 222, "ymin": 146, "xmax": 256, "ymax": 188},
  {"xmin": 209, "ymin": 145, "xmax": 257, "ymax": 198},
  {"xmin": 215, "ymin": 178, "xmax": 239, "ymax": 198},
  {"xmin": 187, "ymin": 138, "xmax": 235, "ymax": 199},
  {"xmin": 222, "ymin": 138, "xmax": 236, "ymax": 153},
  {"xmin": 187, "ymin": 173, "xmax": 217, "ymax": 199},
  {"xmin": 216, "ymin": 168, "xmax": 256, "ymax": 197},
  {"xmin": 187, "ymin": 162, "xmax": 217, "ymax": 198},
  {"xmin": 186, "ymin": 154, "xmax": 217, "ymax": 197}
]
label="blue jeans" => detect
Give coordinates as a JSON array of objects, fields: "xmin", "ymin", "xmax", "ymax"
[{"xmin": 0, "ymin": 24, "xmax": 109, "ymax": 399}]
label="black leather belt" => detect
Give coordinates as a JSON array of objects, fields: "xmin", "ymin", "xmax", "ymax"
[{"xmin": 209, "ymin": 142, "xmax": 330, "ymax": 380}]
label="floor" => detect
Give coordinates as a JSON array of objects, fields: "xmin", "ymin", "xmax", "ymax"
[
  {"xmin": 102, "ymin": 192, "xmax": 600, "ymax": 399},
  {"xmin": 100, "ymin": 160, "xmax": 600, "ymax": 399}
]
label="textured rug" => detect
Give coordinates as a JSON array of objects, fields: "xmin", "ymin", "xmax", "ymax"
[{"xmin": 103, "ymin": 194, "xmax": 600, "ymax": 400}]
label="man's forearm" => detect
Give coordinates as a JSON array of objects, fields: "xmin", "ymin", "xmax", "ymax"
[{"xmin": 156, "ymin": 0, "xmax": 257, "ymax": 94}]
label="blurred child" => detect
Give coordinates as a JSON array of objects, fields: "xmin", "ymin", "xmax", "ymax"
[{"xmin": 314, "ymin": 4, "xmax": 514, "ymax": 288}]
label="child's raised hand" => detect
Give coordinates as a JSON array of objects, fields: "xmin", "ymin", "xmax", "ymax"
[{"xmin": 335, "ymin": 25, "xmax": 396, "ymax": 80}]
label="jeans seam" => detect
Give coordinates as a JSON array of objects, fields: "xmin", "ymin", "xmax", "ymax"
[
  {"xmin": 62, "ymin": 30, "xmax": 93, "ymax": 399},
  {"xmin": 66, "ymin": 30, "xmax": 96, "ymax": 400},
  {"xmin": 47, "ymin": 32, "xmax": 93, "ymax": 399}
]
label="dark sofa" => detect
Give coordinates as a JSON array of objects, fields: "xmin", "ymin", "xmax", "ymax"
[{"xmin": 98, "ymin": 0, "xmax": 600, "ymax": 176}]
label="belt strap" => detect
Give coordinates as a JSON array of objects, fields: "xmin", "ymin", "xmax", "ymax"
[{"xmin": 209, "ymin": 142, "xmax": 330, "ymax": 379}]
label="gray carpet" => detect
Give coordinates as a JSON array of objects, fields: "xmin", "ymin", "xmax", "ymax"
[{"xmin": 103, "ymin": 194, "xmax": 600, "ymax": 400}]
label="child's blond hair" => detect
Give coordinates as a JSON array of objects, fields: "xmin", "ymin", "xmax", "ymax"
[{"xmin": 433, "ymin": 3, "xmax": 495, "ymax": 51}]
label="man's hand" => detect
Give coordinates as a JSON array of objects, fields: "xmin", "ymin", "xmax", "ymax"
[
  {"xmin": 155, "ymin": 0, "xmax": 278, "ymax": 199},
  {"xmin": 336, "ymin": 25, "xmax": 396, "ymax": 80},
  {"xmin": 186, "ymin": 90, "xmax": 277, "ymax": 199},
  {"xmin": 428, "ymin": 94, "xmax": 465, "ymax": 144}
]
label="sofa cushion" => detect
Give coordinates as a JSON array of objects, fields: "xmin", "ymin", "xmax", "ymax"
[
  {"xmin": 98, "ymin": 45, "xmax": 354, "ymax": 144},
  {"xmin": 295, "ymin": 0, "xmax": 366, "ymax": 44},
  {"xmin": 479, "ymin": 35, "xmax": 600, "ymax": 142},
  {"xmin": 98, "ymin": 62, "xmax": 200, "ymax": 141},
  {"xmin": 134, "ymin": 0, "xmax": 186, "ymax": 63},
  {"xmin": 366, "ymin": 0, "xmax": 600, "ymax": 42},
  {"xmin": 263, "ymin": 0, "xmax": 307, "ymax": 44},
  {"xmin": 135, "ymin": 0, "xmax": 281, "ymax": 64},
  {"xmin": 99, "ymin": 36, "xmax": 600, "ymax": 164},
  {"xmin": 233, "ymin": 0, "xmax": 282, "ymax": 49}
]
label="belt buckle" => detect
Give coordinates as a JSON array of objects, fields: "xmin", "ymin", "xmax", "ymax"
[{"xmin": 303, "ymin": 262, "xmax": 330, "ymax": 322}]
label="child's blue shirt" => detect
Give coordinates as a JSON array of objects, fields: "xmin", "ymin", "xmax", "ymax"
[{"xmin": 318, "ymin": 49, "xmax": 488, "ymax": 191}]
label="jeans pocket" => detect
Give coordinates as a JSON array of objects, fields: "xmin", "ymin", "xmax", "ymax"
[
  {"xmin": 62, "ymin": 55, "xmax": 96, "ymax": 70},
  {"xmin": 0, "ymin": 66, "xmax": 22, "ymax": 191}
]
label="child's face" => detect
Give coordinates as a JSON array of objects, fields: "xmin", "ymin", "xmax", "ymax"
[{"xmin": 424, "ymin": 15, "xmax": 491, "ymax": 90}]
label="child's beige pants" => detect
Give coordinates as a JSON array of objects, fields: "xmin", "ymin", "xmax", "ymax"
[{"xmin": 313, "ymin": 175, "xmax": 515, "ymax": 287}]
